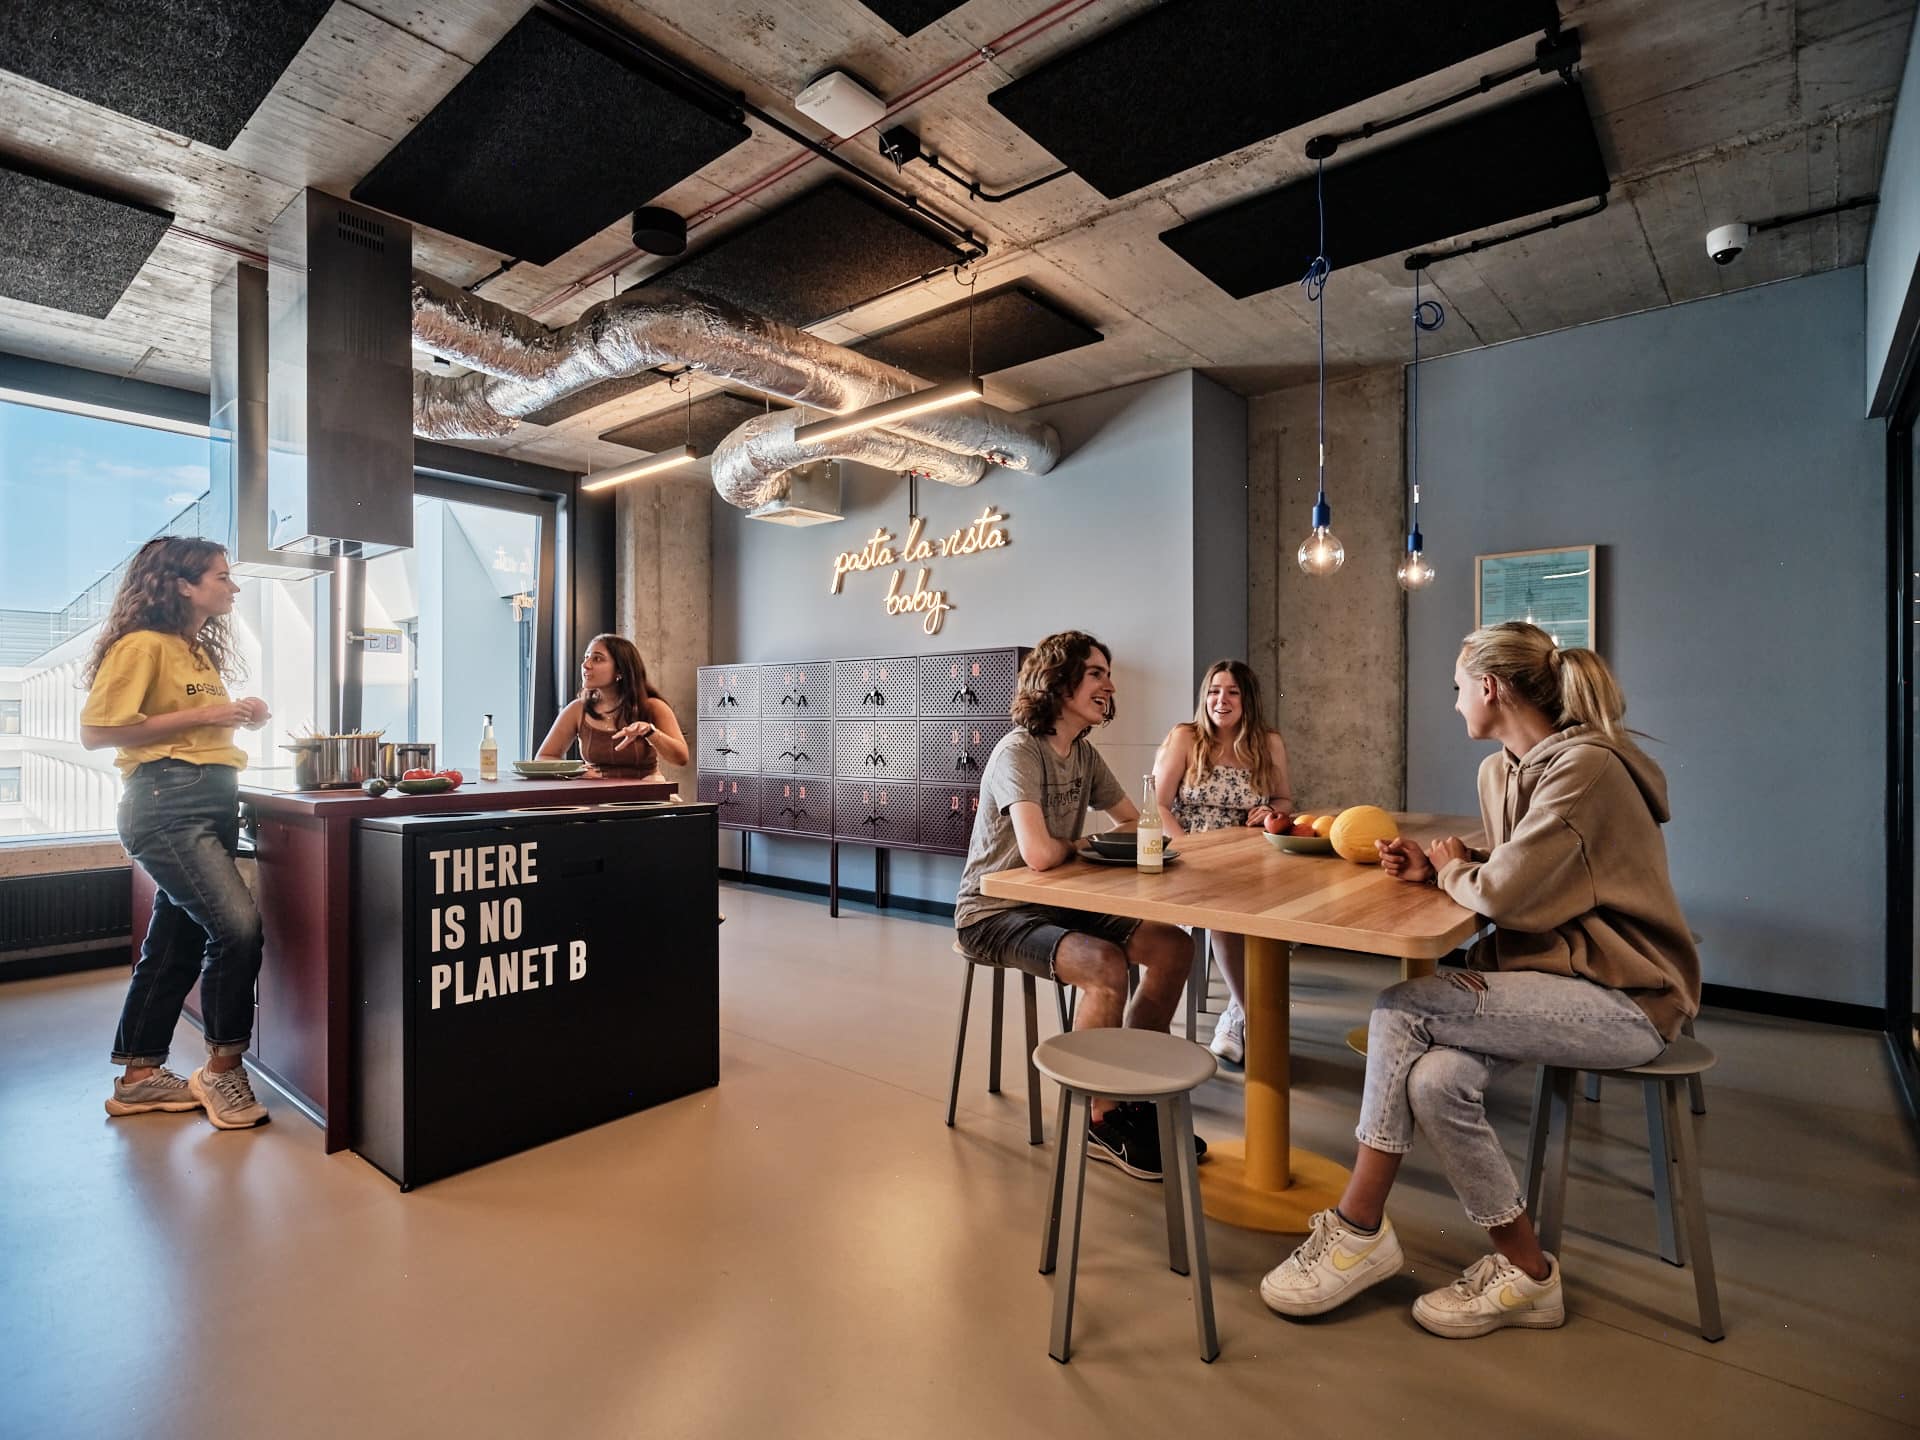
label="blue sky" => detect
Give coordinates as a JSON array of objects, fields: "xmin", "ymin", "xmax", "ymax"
[{"xmin": 0, "ymin": 400, "xmax": 209, "ymax": 612}]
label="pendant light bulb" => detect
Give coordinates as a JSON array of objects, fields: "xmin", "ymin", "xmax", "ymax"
[
  {"xmin": 1297, "ymin": 493, "xmax": 1344, "ymax": 577},
  {"xmin": 1396, "ymin": 534, "xmax": 1436, "ymax": 591}
]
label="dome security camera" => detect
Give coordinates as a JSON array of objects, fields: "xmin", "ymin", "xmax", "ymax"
[{"xmin": 1706, "ymin": 222, "xmax": 1751, "ymax": 266}]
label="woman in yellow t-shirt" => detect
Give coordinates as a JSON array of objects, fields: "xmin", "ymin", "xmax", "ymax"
[{"xmin": 79, "ymin": 537, "xmax": 274, "ymax": 1129}]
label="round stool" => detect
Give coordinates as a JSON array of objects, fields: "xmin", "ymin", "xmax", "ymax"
[
  {"xmin": 1524, "ymin": 1035, "xmax": 1723, "ymax": 1341},
  {"xmin": 1033, "ymin": 1029, "xmax": 1220, "ymax": 1363}
]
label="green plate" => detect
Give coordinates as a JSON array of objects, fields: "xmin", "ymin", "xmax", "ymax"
[
  {"xmin": 1265, "ymin": 831, "xmax": 1333, "ymax": 855},
  {"xmin": 512, "ymin": 760, "xmax": 587, "ymax": 776}
]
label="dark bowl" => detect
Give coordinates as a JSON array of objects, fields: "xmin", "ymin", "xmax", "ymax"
[{"xmin": 1086, "ymin": 831, "xmax": 1140, "ymax": 856}]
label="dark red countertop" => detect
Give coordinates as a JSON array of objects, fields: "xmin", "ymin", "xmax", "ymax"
[{"xmin": 238, "ymin": 769, "xmax": 675, "ymax": 818}]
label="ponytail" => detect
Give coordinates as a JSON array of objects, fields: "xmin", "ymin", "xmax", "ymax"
[{"xmin": 1460, "ymin": 622, "xmax": 1629, "ymax": 742}]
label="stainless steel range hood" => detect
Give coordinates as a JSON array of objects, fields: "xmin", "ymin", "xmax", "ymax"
[
  {"xmin": 266, "ymin": 189, "xmax": 414, "ymax": 558},
  {"xmin": 206, "ymin": 261, "xmax": 326, "ymax": 580}
]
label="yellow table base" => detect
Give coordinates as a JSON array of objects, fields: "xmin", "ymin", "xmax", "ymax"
[{"xmin": 1197, "ymin": 1139, "xmax": 1350, "ymax": 1232}]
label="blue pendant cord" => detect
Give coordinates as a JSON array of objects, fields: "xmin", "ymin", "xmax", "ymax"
[
  {"xmin": 1301, "ymin": 157, "xmax": 1331, "ymax": 525},
  {"xmin": 1409, "ymin": 269, "xmax": 1445, "ymax": 550}
]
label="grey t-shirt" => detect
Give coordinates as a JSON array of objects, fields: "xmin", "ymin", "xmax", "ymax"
[{"xmin": 954, "ymin": 729, "xmax": 1127, "ymax": 929}]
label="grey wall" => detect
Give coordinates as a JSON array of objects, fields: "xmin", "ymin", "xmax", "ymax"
[
  {"xmin": 1867, "ymin": 15, "xmax": 1920, "ymax": 412},
  {"xmin": 711, "ymin": 370, "xmax": 1248, "ymax": 904},
  {"xmin": 1407, "ymin": 267, "xmax": 1885, "ymax": 1006},
  {"xmin": 615, "ymin": 470, "xmax": 710, "ymax": 793}
]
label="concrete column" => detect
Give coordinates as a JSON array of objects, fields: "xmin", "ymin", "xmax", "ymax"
[
  {"xmin": 1247, "ymin": 365, "xmax": 1408, "ymax": 811},
  {"xmin": 615, "ymin": 471, "xmax": 712, "ymax": 793}
]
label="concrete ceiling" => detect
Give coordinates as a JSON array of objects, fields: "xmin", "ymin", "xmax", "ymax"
[{"xmin": 0, "ymin": 0, "xmax": 1908, "ymax": 477}]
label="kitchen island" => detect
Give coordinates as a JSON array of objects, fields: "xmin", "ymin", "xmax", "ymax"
[{"xmin": 133, "ymin": 772, "xmax": 680, "ymax": 1151}]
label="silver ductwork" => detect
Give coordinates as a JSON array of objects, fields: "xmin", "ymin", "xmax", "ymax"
[{"xmin": 407, "ymin": 272, "xmax": 1059, "ymax": 508}]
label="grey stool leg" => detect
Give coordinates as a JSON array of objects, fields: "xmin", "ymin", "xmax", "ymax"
[
  {"xmin": 1040, "ymin": 1087, "xmax": 1073, "ymax": 1273},
  {"xmin": 1683, "ymin": 1015, "xmax": 1707, "ymax": 1115},
  {"xmin": 1645, "ymin": 1078, "xmax": 1683, "ymax": 1266},
  {"xmin": 1054, "ymin": 981, "xmax": 1071, "ymax": 1033},
  {"xmin": 945, "ymin": 961, "xmax": 976, "ymax": 1128},
  {"xmin": 1156, "ymin": 1101, "xmax": 1189, "ymax": 1275},
  {"xmin": 1185, "ymin": 931, "xmax": 1206, "ymax": 1043},
  {"xmin": 1662, "ymin": 1076, "xmax": 1724, "ymax": 1340},
  {"xmin": 1048, "ymin": 1091, "xmax": 1093, "ymax": 1363},
  {"xmin": 1022, "ymin": 972, "xmax": 1043, "ymax": 1146},
  {"xmin": 1172, "ymin": 1093, "xmax": 1219, "ymax": 1362},
  {"xmin": 1536, "ymin": 1068, "xmax": 1575, "ymax": 1256},
  {"xmin": 1582, "ymin": 1071, "xmax": 1603, "ymax": 1103},
  {"xmin": 1524, "ymin": 1064, "xmax": 1553, "ymax": 1218},
  {"xmin": 988, "ymin": 967, "xmax": 1005, "ymax": 1094}
]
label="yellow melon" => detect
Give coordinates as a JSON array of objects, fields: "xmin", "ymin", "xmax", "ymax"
[{"xmin": 1330, "ymin": 805, "xmax": 1398, "ymax": 864}]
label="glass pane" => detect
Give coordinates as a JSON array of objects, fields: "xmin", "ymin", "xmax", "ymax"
[
  {"xmin": 362, "ymin": 493, "xmax": 539, "ymax": 769},
  {"xmin": 1912, "ymin": 419, "xmax": 1919, "ymax": 1054},
  {"xmin": 0, "ymin": 399, "xmax": 218, "ymax": 840}
]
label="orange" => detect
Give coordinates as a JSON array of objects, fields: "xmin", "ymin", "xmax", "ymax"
[{"xmin": 1312, "ymin": 814, "xmax": 1336, "ymax": 838}]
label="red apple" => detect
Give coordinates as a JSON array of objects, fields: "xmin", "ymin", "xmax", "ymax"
[
  {"xmin": 1263, "ymin": 812, "xmax": 1290, "ymax": 834},
  {"xmin": 1289, "ymin": 820, "xmax": 1318, "ymax": 837}
]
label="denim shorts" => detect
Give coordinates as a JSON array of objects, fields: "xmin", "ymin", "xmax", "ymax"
[{"xmin": 956, "ymin": 905, "xmax": 1141, "ymax": 981}]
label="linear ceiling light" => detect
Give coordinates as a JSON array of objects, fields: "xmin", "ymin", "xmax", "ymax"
[
  {"xmin": 580, "ymin": 444, "xmax": 698, "ymax": 492},
  {"xmin": 791, "ymin": 377, "xmax": 983, "ymax": 447}
]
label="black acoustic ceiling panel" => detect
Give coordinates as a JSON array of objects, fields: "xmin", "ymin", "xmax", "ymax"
[
  {"xmin": 522, "ymin": 372, "xmax": 670, "ymax": 429},
  {"xmin": 988, "ymin": 0, "xmax": 1560, "ymax": 199},
  {"xmin": 637, "ymin": 182, "xmax": 966, "ymax": 328},
  {"xmin": 852, "ymin": 287, "xmax": 1102, "ymax": 380},
  {"xmin": 1160, "ymin": 82, "xmax": 1608, "ymax": 299},
  {"xmin": 853, "ymin": 1, "xmax": 971, "ymax": 36},
  {"xmin": 352, "ymin": 10, "xmax": 749, "ymax": 265},
  {"xmin": 0, "ymin": 0, "xmax": 334, "ymax": 149},
  {"xmin": 601, "ymin": 392, "xmax": 791, "ymax": 454},
  {"xmin": 0, "ymin": 159, "xmax": 172, "ymax": 318}
]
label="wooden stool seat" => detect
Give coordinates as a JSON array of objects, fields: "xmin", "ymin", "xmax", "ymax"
[{"xmin": 1035, "ymin": 1029, "xmax": 1219, "ymax": 1363}]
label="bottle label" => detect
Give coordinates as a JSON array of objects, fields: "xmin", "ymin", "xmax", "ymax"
[{"xmin": 1137, "ymin": 825, "xmax": 1164, "ymax": 870}]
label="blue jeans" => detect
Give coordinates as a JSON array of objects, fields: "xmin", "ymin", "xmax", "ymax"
[
  {"xmin": 111, "ymin": 760, "xmax": 262, "ymax": 1067},
  {"xmin": 1356, "ymin": 971, "xmax": 1664, "ymax": 1228}
]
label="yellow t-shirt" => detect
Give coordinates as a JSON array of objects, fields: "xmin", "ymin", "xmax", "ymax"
[{"xmin": 80, "ymin": 631, "xmax": 248, "ymax": 779}]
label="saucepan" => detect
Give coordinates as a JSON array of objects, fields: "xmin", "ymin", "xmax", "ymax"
[
  {"xmin": 376, "ymin": 741, "xmax": 437, "ymax": 782},
  {"xmin": 281, "ymin": 732, "xmax": 383, "ymax": 790}
]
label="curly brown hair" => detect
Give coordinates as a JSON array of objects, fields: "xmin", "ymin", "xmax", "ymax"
[
  {"xmin": 83, "ymin": 537, "xmax": 242, "ymax": 686},
  {"xmin": 578, "ymin": 632, "xmax": 654, "ymax": 731},
  {"xmin": 1011, "ymin": 630, "xmax": 1114, "ymax": 739}
]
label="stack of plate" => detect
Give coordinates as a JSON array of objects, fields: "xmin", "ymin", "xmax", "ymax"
[{"xmin": 511, "ymin": 759, "xmax": 586, "ymax": 779}]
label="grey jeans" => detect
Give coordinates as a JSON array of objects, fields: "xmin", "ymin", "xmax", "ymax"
[{"xmin": 1356, "ymin": 970, "xmax": 1664, "ymax": 1228}]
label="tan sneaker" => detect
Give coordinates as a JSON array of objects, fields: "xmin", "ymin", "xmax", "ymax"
[
  {"xmin": 190, "ymin": 1064, "xmax": 270, "ymax": 1129},
  {"xmin": 105, "ymin": 1067, "xmax": 202, "ymax": 1116},
  {"xmin": 1412, "ymin": 1251, "xmax": 1565, "ymax": 1338}
]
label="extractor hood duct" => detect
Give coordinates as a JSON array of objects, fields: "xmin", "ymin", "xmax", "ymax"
[
  {"xmin": 268, "ymin": 189, "xmax": 414, "ymax": 557},
  {"xmin": 206, "ymin": 261, "xmax": 327, "ymax": 580},
  {"xmin": 406, "ymin": 272, "xmax": 1057, "ymax": 509}
]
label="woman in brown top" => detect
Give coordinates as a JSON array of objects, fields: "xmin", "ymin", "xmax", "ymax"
[{"xmin": 537, "ymin": 633, "xmax": 689, "ymax": 778}]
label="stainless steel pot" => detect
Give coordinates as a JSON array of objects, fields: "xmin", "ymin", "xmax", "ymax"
[
  {"xmin": 281, "ymin": 734, "xmax": 381, "ymax": 790},
  {"xmin": 377, "ymin": 741, "xmax": 437, "ymax": 782}
]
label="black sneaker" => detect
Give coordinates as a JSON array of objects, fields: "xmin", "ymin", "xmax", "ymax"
[{"xmin": 1086, "ymin": 1103, "xmax": 1208, "ymax": 1181}]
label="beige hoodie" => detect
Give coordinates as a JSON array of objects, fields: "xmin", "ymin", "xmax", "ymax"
[{"xmin": 1436, "ymin": 725, "xmax": 1700, "ymax": 1041}]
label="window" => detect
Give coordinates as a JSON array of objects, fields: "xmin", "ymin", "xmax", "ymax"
[
  {"xmin": 0, "ymin": 768, "xmax": 20, "ymax": 805},
  {"xmin": 0, "ymin": 698, "xmax": 18, "ymax": 734}
]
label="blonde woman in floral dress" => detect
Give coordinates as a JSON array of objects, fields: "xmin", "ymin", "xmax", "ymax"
[{"xmin": 1153, "ymin": 660, "xmax": 1294, "ymax": 1061}]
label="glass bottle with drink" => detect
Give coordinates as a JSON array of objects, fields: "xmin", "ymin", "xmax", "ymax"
[
  {"xmin": 1136, "ymin": 772, "xmax": 1164, "ymax": 872},
  {"xmin": 479, "ymin": 712, "xmax": 498, "ymax": 782}
]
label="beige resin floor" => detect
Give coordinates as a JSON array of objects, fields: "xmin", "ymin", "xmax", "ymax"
[{"xmin": 1, "ymin": 883, "xmax": 1916, "ymax": 1439}]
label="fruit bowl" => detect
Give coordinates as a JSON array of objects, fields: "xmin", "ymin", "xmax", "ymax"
[{"xmin": 1264, "ymin": 830, "xmax": 1333, "ymax": 855}]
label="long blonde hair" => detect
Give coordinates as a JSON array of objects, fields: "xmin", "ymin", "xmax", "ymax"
[
  {"xmin": 1183, "ymin": 659, "xmax": 1284, "ymax": 797},
  {"xmin": 1459, "ymin": 622, "xmax": 1628, "ymax": 742},
  {"xmin": 84, "ymin": 536, "xmax": 241, "ymax": 686}
]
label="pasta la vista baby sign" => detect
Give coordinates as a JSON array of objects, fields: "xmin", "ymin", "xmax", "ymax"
[{"xmin": 827, "ymin": 506, "xmax": 1010, "ymax": 635}]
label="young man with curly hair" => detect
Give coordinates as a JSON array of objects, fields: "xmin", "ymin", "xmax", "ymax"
[{"xmin": 954, "ymin": 630, "xmax": 1204, "ymax": 1180}]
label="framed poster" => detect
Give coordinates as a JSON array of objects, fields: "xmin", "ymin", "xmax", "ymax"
[{"xmin": 1475, "ymin": 545, "xmax": 1596, "ymax": 650}]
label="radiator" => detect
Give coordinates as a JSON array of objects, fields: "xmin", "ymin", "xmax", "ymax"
[{"xmin": 0, "ymin": 868, "xmax": 131, "ymax": 956}]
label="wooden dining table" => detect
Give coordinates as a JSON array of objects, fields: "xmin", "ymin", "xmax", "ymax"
[{"xmin": 980, "ymin": 813, "xmax": 1483, "ymax": 1232}]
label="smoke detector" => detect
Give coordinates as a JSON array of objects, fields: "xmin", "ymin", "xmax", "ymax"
[
  {"xmin": 794, "ymin": 70, "xmax": 886, "ymax": 139},
  {"xmin": 631, "ymin": 206, "xmax": 687, "ymax": 256},
  {"xmin": 746, "ymin": 460, "xmax": 844, "ymax": 526}
]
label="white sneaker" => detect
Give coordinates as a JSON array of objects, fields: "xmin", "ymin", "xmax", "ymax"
[
  {"xmin": 1260, "ymin": 1209, "xmax": 1403, "ymax": 1317},
  {"xmin": 1208, "ymin": 1002, "xmax": 1245, "ymax": 1064},
  {"xmin": 1412, "ymin": 1251, "xmax": 1565, "ymax": 1338}
]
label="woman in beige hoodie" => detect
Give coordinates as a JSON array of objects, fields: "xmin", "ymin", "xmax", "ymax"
[{"xmin": 1260, "ymin": 621, "xmax": 1699, "ymax": 1339}]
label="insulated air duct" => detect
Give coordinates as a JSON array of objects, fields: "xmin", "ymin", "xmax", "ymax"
[{"xmin": 407, "ymin": 272, "xmax": 1058, "ymax": 509}]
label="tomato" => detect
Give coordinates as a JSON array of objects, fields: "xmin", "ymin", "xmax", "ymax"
[
  {"xmin": 436, "ymin": 769, "xmax": 464, "ymax": 787},
  {"xmin": 402, "ymin": 768, "xmax": 436, "ymax": 781}
]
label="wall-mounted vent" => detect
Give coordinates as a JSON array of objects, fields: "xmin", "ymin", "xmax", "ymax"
[{"xmin": 335, "ymin": 210, "xmax": 387, "ymax": 254}]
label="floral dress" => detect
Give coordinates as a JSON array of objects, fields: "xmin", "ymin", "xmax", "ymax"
[{"xmin": 1172, "ymin": 763, "xmax": 1270, "ymax": 833}]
